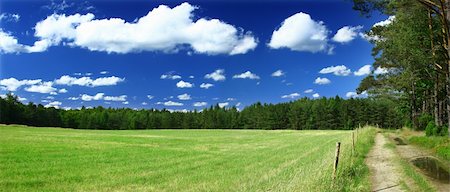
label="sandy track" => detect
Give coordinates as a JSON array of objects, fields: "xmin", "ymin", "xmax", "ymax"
[{"xmin": 366, "ymin": 133, "xmax": 404, "ymax": 192}]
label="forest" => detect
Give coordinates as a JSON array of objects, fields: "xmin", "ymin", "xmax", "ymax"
[
  {"xmin": 0, "ymin": 93, "xmax": 405, "ymax": 130},
  {"xmin": 351, "ymin": 0, "xmax": 449, "ymax": 136}
]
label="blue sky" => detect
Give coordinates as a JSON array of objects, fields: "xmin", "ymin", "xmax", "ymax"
[{"xmin": 0, "ymin": 0, "xmax": 389, "ymax": 111}]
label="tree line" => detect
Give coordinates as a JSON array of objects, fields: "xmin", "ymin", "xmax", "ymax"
[
  {"xmin": 352, "ymin": 0, "xmax": 449, "ymax": 136},
  {"xmin": 0, "ymin": 94, "xmax": 405, "ymax": 130}
]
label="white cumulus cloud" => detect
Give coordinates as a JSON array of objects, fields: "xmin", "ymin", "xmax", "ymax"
[
  {"xmin": 268, "ymin": 12, "xmax": 331, "ymax": 53},
  {"xmin": 24, "ymin": 82, "xmax": 57, "ymax": 94},
  {"xmin": 193, "ymin": 102, "xmax": 207, "ymax": 107},
  {"xmin": 54, "ymin": 75, "xmax": 124, "ymax": 87},
  {"xmin": 160, "ymin": 72, "xmax": 182, "ymax": 80},
  {"xmin": 304, "ymin": 89, "xmax": 313, "ymax": 93},
  {"xmin": 177, "ymin": 93, "xmax": 191, "ymax": 100},
  {"xmin": 319, "ymin": 65, "xmax": 351, "ymax": 76},
  {"xmin": 373, "ymin": 16, "xmax": 395, "ymax": 27},
  {"xmin": 200, "ymin": 83, "xmax": 214, "ymax": 89},
  {"xmin": 218, "ymin": 102, "xmax": 229, "ymax": 108},
  {"xmin": 205, "ymin": 69, "xmax": 226, "ymax": 81},
  {"xmin": 162, "ymin": 101, "xmax": 183, "ymax": 106},
  {"xmin": 233, "ymin": 71, "xmax": 260, "ymax": 80},
  {"xmin": 104, "ymin": 95, "xmax": 127, "ymax": 101},
  {"xmin": 44, "ymin": 101, "xmax": 62, "ymax": 108},
  {"xmin": 332, "ymin": 26, "xmax": 363, "ymax": 43},
  {"xmin": 354, "ymin": 65, "xmax": 371, "ymax": 76},
  {"xmin": 4, "ymin": 3, "xmax": 257, "ymax": 55},
  {"xmin": 176, "ymin": 80, "xmax": 193, "ymax": 88},
  {"xmin": 81, "ymin": 93, "xmax": 105, "ymax": 101},
  {"xmin": 313, "ymin": 93, "xmax": 320, "ymax": 98},
  {"xmin": 0, "ymin": 78, "xmax": 42, "ymax": 91},
  {"xmin": 271, "ymin": 69, "xmax": 285, "ymax": 77},
  {"xmin": 374, "ymin": 67, "xmax": 389, "ymax": 75},
  {"xmin": 314, "ymin": 77, "xmax": 331, "ymax": 85},
  {"xmin": 346, "ymin": 91, "xmax": 368, "ymax": 98},
  {"xmin": 281, "ymin": 92, "xmax": 300, "ymax": 99},
  {"xmin": 58, "ymin": 88, "xmax": 68, "ymax": 93}
]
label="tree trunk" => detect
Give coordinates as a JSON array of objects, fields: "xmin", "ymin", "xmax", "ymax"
[
  {"xmin": 444, "ymin": 0, "xmax": 450, "ymax": 137},
  {"xmin": 429, "ymin": 10, "xmax": 442, "ymax": 126},
  {"xmin": 444, "ymin": 0, "xmax": 450, "ymax": 136},
  {"xmin": 412, "ymin": 82, "xmax": 419, "ymax": 129}
]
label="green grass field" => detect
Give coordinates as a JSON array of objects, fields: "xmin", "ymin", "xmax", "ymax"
[{"xmin": 0, "ymin": 125, "xmax": 374, "ymax": 191}]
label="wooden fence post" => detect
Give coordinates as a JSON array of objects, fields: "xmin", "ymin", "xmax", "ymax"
[
  {"xmin": 352, "ymin": 132, "xmax": 355, "ymax": 157},
  {"xmin": 332, "ymin": 142, "xmax": 341, "ymax": 180}
]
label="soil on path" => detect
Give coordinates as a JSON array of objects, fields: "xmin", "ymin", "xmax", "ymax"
[{"xmin": 366, "ymin": 133, "xmax": 404, "ymax": 192}]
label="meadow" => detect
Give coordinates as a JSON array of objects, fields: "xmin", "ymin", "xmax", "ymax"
[{"xmin": 0, "ymin": 125, "xmax": 375, "ymax": 191}]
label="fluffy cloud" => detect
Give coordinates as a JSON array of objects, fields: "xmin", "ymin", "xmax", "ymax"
[
  {"xmin": 80, "ymin": 93, "xmax": 127, "ymax": 102},
  {"xmin": 4, "ymin": 3, "xmax": 257, "ymax": 55},
  {"xmin": 361, "ymin": 16, "xmax": 396, "ymax": 42},
  {"xmin": 104, "ymin": 95, "xmax": 127, "ymax": 101},
  {"xmin": 24, "ymin": 82, "xmax": 57, "ymax": 93},
  {"xmin": 0, "ymin": 13, "xmax": 20, "ymax": 22},
  {"xmin": 0, "ymin": 30, "xmax": 25, "ymax": 53},
  {"xmin": 160, "ymin": 72, "xmax": 182, "ymax": 80},
  {"xmin": 100, "ymin": 71, "xmax": 109, "ymax": 74},
  {"xmin": 346, "ymin": 91, "xmax": 368, "ymax": 98},
  {"xmin": 200, "ymin": 83, "xmax": 214, "ymax": 89},
  {"xmin": 332, "ymin": 26, "xmax": 363, "ymax": 43},
  {"xmin": 354, "ymin": 65, "xmax": 371, "ymax": 76},
  {"xmin": 281, "ymin": 92, "xmax": 300, "ymax": 99},
  {"xmin": 58, "ymin": 88, "xmax": 68, "ymax": 93},
  {"xmin": 54, "ymin": 75, "xmax": 124, "ymax": 87},
  {"xmin": 218, "ymin": 102, "xmax": 229, "ymax": 108},
  {"xmin": 233, "ymin": 71, "xmax": 260, "ymax": 80},
  {"xmin": 373, "ymin": 16, "xmax": 395, "ymax": 27},
  {"xmin": 205, "ymin": 69, "xmax": 226, "ymax": 81},
  {"xmin": 268, "ymin": 12, "xmax": 331, "ymax": 53},
  {"xmin": 271, "ymin": 70, "xmax": 285, "ymax": 77},
  {"xmin": 161, "ymin": 101, "xmax": 184, "ymax": 106},
  {"xmin": 313, "ymin": 93, "xmax": 320, "ymax": 98},
  {"xmin": 0, "ymin": 78, "xmax": 42, "ymax": 91},
  {"xmin": 319, "ymin": 65, "xmax": 351, "ymax": 76},
  {"xmin": 81, "ymin": 93, "xmax": 104, "ymax": 101},
  {"xmin": 176, "ymin": 80, "xmax": 194, "ymax": 88},
  {"xmin": 314, "ymin": 77, "xmax": 331, "ymax": 85},
  {"xmin": 177, "ymin": 93, "xmax": 191, "ymax": 100},
  {"xmin": 44, "ymin": 101, "xmax": 62, "ymax": 108},
  {"xmin": 304, "ymin": 89, "xmax": 313, "ymax": 93},
  {"xmin": 147, "ymin": 95, "xmax": 154, "ymax": 99},
  {"xmin": 193, "ymin": 102, "xmax": 207, "ymax": 107},
  {"xmin": 374, "ymin": 67, "xmax": 389, "ymax": 75}
]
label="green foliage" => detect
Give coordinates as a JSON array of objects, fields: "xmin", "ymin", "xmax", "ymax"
[
  {"xmin": 418, "ymin": 113, "xmax": 433, "ymax": 130},
  {"xmin": 0, "ymin": 93, "xmax": 406, "ymax": 130},
  {"xmin": 409, "ymin": 135, "xmax": 450, "ymax": 161},
  {"xmin": 320, "ymin": 127, "xmax": 377, "ymax": 191},
  {"xmin": 353, "ymin": 0, "xmax": 449, "ymax": 131},
  {"xmin": 425, "ymin": 121, "xmax": 437, "ymax": 136},
  {"xmin": 425, "ymin": 121, "xmax": 448, "ymax": 136}
]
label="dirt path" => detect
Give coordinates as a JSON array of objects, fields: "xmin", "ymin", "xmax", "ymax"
[{"xmin": 366, "ymin": 133, "xmax": 404, "ymax": 192}]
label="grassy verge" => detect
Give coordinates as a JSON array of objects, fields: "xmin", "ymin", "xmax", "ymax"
[
  {"xmin": 408, "ymin": 136, "xmax": 450, "ymax": 161},
  {"xmin": 318, "ymin": 126, "xmax": 377, "ymax": 191},
  {"xmin": 397, "ymin": 156, "xmax": 436, "ymax": 192}
]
